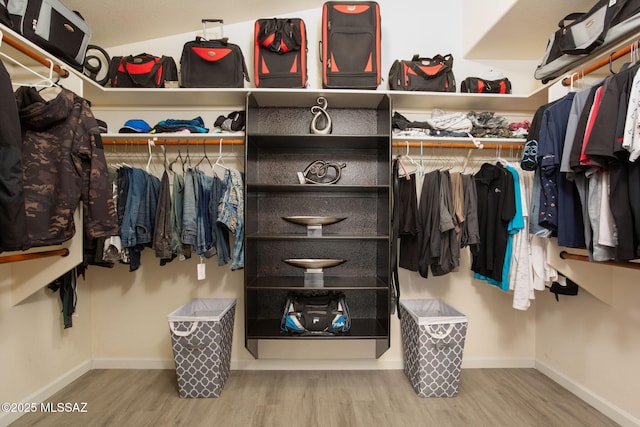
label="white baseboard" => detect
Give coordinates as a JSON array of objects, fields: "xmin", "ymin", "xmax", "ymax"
[
  {"xmin": 536, "ymin": 360, "xmax": 640, "ymax": 427},
  {"xmin": 0, "ymin": 360, "xmax": 92, "ymax": 427},
  {"xmin": 462, "ymin": 357, "xmax": 535, "ymax": 369},
  {"xmin": 91, "ymin": 358, "xmax": 174, "ymax": 370}
]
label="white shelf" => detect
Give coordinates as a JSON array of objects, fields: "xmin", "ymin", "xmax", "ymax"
[
  {"xmin": 392, "ymin": 136, "xmax": 525, "ymax": 144},
  {"xmin": 389, "ymin": 89, "xmax": 548, "ymax": 113},
  {"xmin": 101, "ymin": 132, "xmax": 244, "ymax": 142}
]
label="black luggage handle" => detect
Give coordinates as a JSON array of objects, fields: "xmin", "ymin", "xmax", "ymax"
[{"xmin": 201, "ymin": 19, "xmax": 224, "ymax": 40}]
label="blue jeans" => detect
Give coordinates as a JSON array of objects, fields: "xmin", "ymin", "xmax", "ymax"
[
  {"xmin": 218, "ymin": 168, "xmax": 244, "ymax": 270},
  {"xmin": 197, "ymin": 170, "xmax": 214, "ymax": 257},
  {"xmin": 181, "ymin": 168, "xmax": 198, "ymax": 249},
  {"xmin": 120, "ymin": 167, "xmax": 148, "ymax": 248},
  {"xmin": 210, "ymin": 174, "xmax": 230, "ymax": 266},
  {"xmin": 120, "ymin": 167, "xmax": 159, "ymax": 271}
]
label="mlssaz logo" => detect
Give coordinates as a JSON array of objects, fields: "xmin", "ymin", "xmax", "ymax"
[{"xmin": 313, "ymin": 317, "xmax": 320, "ymax": 324}]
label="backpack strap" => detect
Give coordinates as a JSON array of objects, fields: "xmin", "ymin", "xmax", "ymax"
[{"xmin": 121, "ymin": 54, "xmax": 165, "ymax": 88}]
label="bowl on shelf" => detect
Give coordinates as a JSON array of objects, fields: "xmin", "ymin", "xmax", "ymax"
[
  {"xmin": 282, "ymin": 216, "xmax": 346, "ymax": 226},
  {"xmin": 282, "ymin": 258, "xmax": 346, "ymax": 269}
]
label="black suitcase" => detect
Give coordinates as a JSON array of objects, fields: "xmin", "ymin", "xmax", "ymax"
[
  {"xmin": 180, "ymin": 19, "xmax": 249, "ymax": 88},
  {"xmin": 321, "ymin": 1, "xmax": 381, "ymax": 89},
  {"xmin": 254, "ymin": 18, "xmax": 308, "ymax": 88},
  {"xmin": 7, "ymin": 0, "xmax": 91, "ymax": 70}
]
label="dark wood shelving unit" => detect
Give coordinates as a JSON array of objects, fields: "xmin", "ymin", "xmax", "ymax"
[{"xmin": 244, "ymin": 92, "xmax": 392, "ymax": 358}]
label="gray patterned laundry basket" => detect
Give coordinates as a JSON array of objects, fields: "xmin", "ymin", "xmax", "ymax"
[
  {"xmin": 399, "ymin": 299, "xmax": 468, "ymax": 397},
  {"xmin": 168, "ymin": 298, "xmax": 236, "ymax": 398}
]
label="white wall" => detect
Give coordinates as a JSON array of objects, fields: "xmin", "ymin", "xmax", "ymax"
[{"xmin": 535, "ymin": 264, "xmax": 640, "ymax": 425}]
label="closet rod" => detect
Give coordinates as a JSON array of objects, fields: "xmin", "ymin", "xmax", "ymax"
[
  {"xmin": 561, "ymin": 42, "xmax": 633, "ymax": 86},
  {"xmin": 0, "ymin": 248, "xmax": 69, "ymax": 264},
  {"xmin": 559, "ymin": 251, "xmax": 640, "ymax": 271},
  {"xmin": 102, "ymin": 138, "xmax": 244, "ymax": 146},
  {"xmin": 1, "ymin": 31, "xmax": 69, "ymax": 78},
  {"xmin": 391, "ymin": 141, "xmax": 524, "ymax": 150}
]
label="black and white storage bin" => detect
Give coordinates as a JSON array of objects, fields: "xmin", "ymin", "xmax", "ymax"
[
  {"xmin": 399, "ymin": 299, "xmax": 468, "ymax": 397},
  {"xmin": 168, "ymin": 298, "xmax": 236, "ymax": 398}
]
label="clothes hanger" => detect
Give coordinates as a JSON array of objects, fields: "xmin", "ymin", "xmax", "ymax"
[
  {"xmin": 184, "ymin": 140, "xmax": 193, "ymax": 169},
  {"xmin": 396, "ymin": 141, "xmax": 421, "ymax": 179},
  {"xmin": 461, "ymin": 134, "xmax": 483, "ymax": 173},
  {"xmin": 168, "ymin": 139, "xmax": 186, "ymax": 174},
  {"xmin": 608, "ymin": 52, "xmax": 618, "ymax": 75},
  {"xmin": 495, "ymin": 145, "xmax": 515, "ymax": 169},
  {"xmin": 145, "ymin": 137, "xmax": 159, "ymax": 175},
  {"xmin": 1, "ymin": 30, "xmax": 57, "ymax": 89},
  {"xmin": 214, "ymin": 138, "xmax": 229, "ymax": 172},
  {"xmin": 195, "ymin": 139, "xmax": 213, "ymax": 171}
]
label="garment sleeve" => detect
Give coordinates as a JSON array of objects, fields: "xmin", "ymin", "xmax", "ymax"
[
  {"xmin": 584, "ymin": 78, "xmax": 620, "ymax": 166},
  {"xmin": 78, "ymin": 102, "xmax": 118, "ymax": 238}
]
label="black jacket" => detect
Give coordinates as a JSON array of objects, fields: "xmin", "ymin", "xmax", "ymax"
[
  {"xmin": 0, "ymin": 60, "xmax": 30, "ymax": 252},
  {"xmin": 15, "ymin": 86, "xmax": 118, "ymax": 246}
]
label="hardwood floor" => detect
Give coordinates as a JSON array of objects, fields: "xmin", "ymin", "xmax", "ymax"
[{"xmin": 9, "ymin": 368, "xmax": 618, "ymax": 427}]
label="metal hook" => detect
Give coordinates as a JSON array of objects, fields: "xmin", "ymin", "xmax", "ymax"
[{"xmin": 609, "ymin": 53, "xmax": 617, "ymax": 75}]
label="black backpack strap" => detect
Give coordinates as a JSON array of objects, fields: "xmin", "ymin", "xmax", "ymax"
[
  {"xmin": 122, "ymin": 54, "xmax": 165, "ymax": 88},
  {"xmin": 407, "ymin": 54, "xmax": 453, "ymax": 79}
]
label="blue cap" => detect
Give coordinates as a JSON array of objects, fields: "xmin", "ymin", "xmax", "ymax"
[{"xmin": 119, "ymin": 119, "xmax": 152, "ymax": 133}]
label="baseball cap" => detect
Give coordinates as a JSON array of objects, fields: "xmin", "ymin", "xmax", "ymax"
[{"xmin": 119, "ymin": 119, "xmax": 152, "ymax": 133}]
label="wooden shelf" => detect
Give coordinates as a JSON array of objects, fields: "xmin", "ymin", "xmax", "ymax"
[
  {"xmin": 246, "ymin": 318, "xmax": 389, "ymax": 339},
  {"xmin": 101, "ymin": 132, "xmax": 244, "ymax": 145},
  {"xmin": 247, "ymin": 234, "xmax": 389, "ymax": 240},
  {"xmin": 247, "ymin": 184, "xmax": 388, "ymax": 193},
  {"xmin": 246, "ymin": 276, "xmax": 389, "ymax": 290}
]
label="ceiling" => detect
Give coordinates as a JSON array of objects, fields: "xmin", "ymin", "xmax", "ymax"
[{"xmin": 63, "ymin": 0, "xmax": 327, "ymax": 48}]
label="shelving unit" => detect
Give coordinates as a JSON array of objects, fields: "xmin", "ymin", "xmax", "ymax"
[{"xmin": 244, "ymin": 92, "xmax": 392, "ymax": 359}]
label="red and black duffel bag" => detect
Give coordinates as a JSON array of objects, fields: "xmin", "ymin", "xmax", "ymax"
[{"xmin": 109, "ymin": 53, "xmax": 178, "ymax": 88}]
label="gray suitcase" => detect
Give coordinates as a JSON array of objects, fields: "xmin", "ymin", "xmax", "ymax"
[{"xmin": 7, "ymin": 0, "xmax": 91, "ymax": 70}]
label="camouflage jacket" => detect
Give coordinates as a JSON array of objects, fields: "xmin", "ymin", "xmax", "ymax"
[{"xmin": 15, "ymin": 86, "xmax": 118, "ymax": 246}]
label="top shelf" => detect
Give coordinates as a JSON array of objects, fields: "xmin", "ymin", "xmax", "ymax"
[{"xmin": 84, "ymin": 85, "xmax": 548, "ymax": 113}]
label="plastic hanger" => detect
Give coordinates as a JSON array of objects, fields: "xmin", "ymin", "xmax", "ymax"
[
  {"xmin": 495, "ymin": 145, "xmax": 514, "ymax": 169},
  {"xmin": 396, "ymin": 141, "xmax": 422, "ymax": 179},
  {"xmin": 214, "ymin": 138, "xmax": 228, "ymax": 172},
  {"xmin": 195, "ymin": 139, "xmax": 213, "ymax": 171},
  {"xmin": 1, "ymin": 30, "xmax": 56, "ymax": 88},
  {"xmin": 145, "ymin": 137, "xmax": 160, "ymax": 175}
]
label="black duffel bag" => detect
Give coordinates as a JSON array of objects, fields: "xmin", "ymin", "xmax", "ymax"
[
  {"xmin": 280, "ymin": 291, "xmax": 351, "ymax": 335},
  {"xmin": 388, "ymin": 54, "xmax": 456, "ymax": 92},
  {"xmin": 109, "ymin": 53, "xmax": 178, "ymax": 88},
  {"xmin": 460, "ymin": 77, "xmax": 512, "ymax": 94}
]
